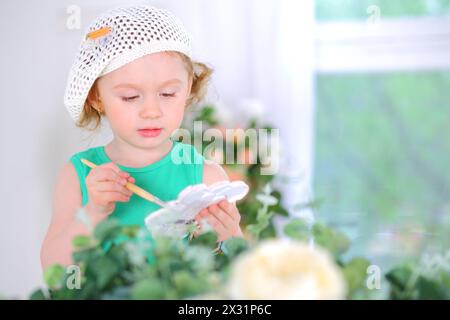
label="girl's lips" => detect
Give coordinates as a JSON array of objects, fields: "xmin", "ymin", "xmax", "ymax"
[{"xmin": 137, "ymin": 128, "xmax": 162, "ymax": 137}]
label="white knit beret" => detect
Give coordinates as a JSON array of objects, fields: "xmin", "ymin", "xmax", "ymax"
[{"xmin": 63, "ymin": 5, "xmax": 193, "ymax": 123}]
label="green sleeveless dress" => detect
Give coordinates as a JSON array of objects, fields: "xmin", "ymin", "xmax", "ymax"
[{"xmin": 68, "ymin": 140, "xmax": 204, "ymax": 262}]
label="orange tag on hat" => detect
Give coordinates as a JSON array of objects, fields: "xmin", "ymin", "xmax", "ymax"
[{"xmin": 86, "ymin": 27, "xmax": 111, "ymax": 40}]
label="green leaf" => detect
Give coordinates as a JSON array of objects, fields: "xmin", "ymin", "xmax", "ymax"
[
  {"xmin": 101, "ymin": 286, "xmax": 132, "ymax": 300},
  {"xmin": 108, "ymin": 244, "xmax": 130, "ymax": 270},
  {"xmin": 131, "ymin": 279, "xmax": 165, "ymax": 299},
  {"xmin": 85, "ymin": 255, "xmax": 121, "ymax": 291},
  {"xmin": 292, "ymin": 198, "xmax": 325, "ymax": 211},
  {"xmin": 173, "ymin": 270, "xmax": 204, "ymax": 297},
  {"xmin": 189, "ymin": 231, "xmax": 218, "ymax": 248},
  {"xmin": 72, "ymin": 235, "xmax": 92, "ymax": 250},
  {"xmin": 186, "ymin": 221, "xmax": 198, "ymax": 234},
  {"xmin": 283, "ymin": 218, "xmax": 311, "ymax": 241},
  {"xmin": 312, "ymin": 223, "xmax": 350, "ymax": 256},
  {"xmin": 70, "ymin": 279, "xmax": 97, "ymax": 300},
  {"xmin": 256, "ymin": 194, "xmax": 278, "ymax": 206},
  {"xmin": 386, "ymin": 264, "xmax": 450, "ymax": 300},
  {"xmin": 49, "ymin": 287, "xmax": 77, "ymax": 300},
  {"xmin": 385, "ymin": 265, "xmax": 416, "ymax": 299},
  {"xmin": 245, "ymin": 224, "xmax": 260, "ymax": 235},
  {"xmin": 245, "ymin": 200, "xmax": 275, "ymax": 240},
  {"xmin": 43, "ymin": 264, "xmax": 65, "ymax": 289},
  {"xmin": 268, "ymin": 191, "xmax": 289, "ymax": 216},
  {"xmin": 440, "ymin": 270, "xmax": 450, "ymax": 290},
  {"xmin": 342, "ymin": 257, "xmax": 371, "ymax": 296},
  {"xmin": 29, "ymin": 289, "xmax": 47, "ymax": 300},
  {"xmin": 385, "ymin": 266, "xmax": 412, "ymax": 291},
  {"xmin": 221, "ymin": 237, "xmax": 248, "ymax": 257},
  {"xmin": 416, "ymin": 276, "xmax": 450, "ymax": 300},
  {"xmin": 184, "ymin": 246, "xmax": 215, "ymax": 272},
  {"xmin": 93, "ymin": 219, "xmax": 122, "ymax": 243},
  {"xmin": 72, "ymin": 247, "xmax": 97, "ymax": 264},
  {"xmin": 121, "ymin": 226, "xmax": 141, "ymax": 239}
]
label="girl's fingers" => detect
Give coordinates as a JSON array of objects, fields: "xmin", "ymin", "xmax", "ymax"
[
  {"xmin": 95, "ymin": 163, "xmax": 130, "ymax": 183},
  {"xmin": 193, "ymin": 200, "xmax": 241, "ymax": 239},
  {"xmin": 219, "ymin": 200, "xmax": 241, "ymax": 222},
  {"xmin": 96, "ymin": 181, "xmax": 133, "ymax": 197},
  {"xmin": 208, "ymin": 204, "xmax": 234, "ymax": 230},
  {"xmin": 200, "ymin": 208, "xmax": 209, "ymax": 217},
  {"xmin": 101, "ymin": 191, "xmax": 131, "ymax": 204},
  {"xmin": 217, "ymin": 200, "xmax": 239, "ymax": 220},
  {"xmin": 102, "ymin": 162, "xmax": 122, "ymax": 174},
  {"xmin": 118, "ymin": 171, "xmax": 130, "ymax": 179},
  {"xmin": 92, "ymin": 168, "xmax": 118, "ymax": 182},
  {"xmin": 108, "ymin": 164, "xmax": 131, "ymax": 183},
  {"xmin": 114, "ymin": 170, "xmax": 130, "ymax": 185},
  {"xmin": 194, "ymin": 208, "xmax": 209, "ymax": 222},
  {"xmin": 95, "ymin": 170, "xmax": 126, "ymax": 186},
  {"xmin": 205, "ymin": 214, "xmax": 227, "ymax": 241}
]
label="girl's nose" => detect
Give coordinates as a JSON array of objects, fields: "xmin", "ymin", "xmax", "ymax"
[{"xmin": 139, "ymin": 100, "xmax": 163, "ymax": 119}]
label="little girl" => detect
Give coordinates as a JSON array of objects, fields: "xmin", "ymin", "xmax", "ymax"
[{"xmin": 41, "ymin": 5, "xmax": 243, "ymax": 269}]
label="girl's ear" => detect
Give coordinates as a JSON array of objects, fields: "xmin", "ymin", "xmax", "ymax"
[
  {"xmin": 86, "ymin": 81, "xmax": 104, "ymax": 113},
  {"xmin": 87, "ymin": 96, "xmax": 102, "ymax": 113},
  {"xmin": 187, "ymin": 74, "xmax": 193, "ymax": 95},
  {"xmin": 185, "ymin": 74, "xmax": 194, "ymax": 108}
]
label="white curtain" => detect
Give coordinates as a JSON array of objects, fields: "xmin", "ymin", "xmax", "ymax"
[{"xmin": 162, "ymin": 0, "xmax": 316, "ymax": 211}]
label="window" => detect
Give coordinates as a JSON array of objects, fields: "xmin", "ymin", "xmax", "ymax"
[{"xmin": 313, "ymin": 0, "xmax": 450, "ymax": 265}]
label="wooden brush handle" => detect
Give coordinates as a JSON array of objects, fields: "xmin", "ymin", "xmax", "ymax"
[{"xmin": 80, "ymin": 158, "xmax": 166, "ymax": 207}]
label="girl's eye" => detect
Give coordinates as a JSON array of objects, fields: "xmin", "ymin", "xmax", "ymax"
[
  {"xmin": 160, "ymin": 93, "xmax": 176, "ymax": 98},
  {"xmin": 122, "ymin": 96, "xmax": 139, "ymax": 102}
]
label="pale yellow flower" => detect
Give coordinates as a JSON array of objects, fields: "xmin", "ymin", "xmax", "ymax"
[{"xmin": 227, "ymin": 239, "xmax": 347, "ymax": 300}]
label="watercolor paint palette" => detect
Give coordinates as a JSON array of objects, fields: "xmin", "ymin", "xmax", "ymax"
[{"xmin": 144, "ymin": 180, "xmax": 249, "ymax": 237}]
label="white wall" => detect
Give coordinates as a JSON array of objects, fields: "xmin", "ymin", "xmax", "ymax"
[{"xmin": 0, "ymin": 0, "xmax": 129, "ymax": 298}]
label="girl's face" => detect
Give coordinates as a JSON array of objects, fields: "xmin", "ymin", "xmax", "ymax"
[{"xmin": 96, "ymin": 52, "xmax": 192, "ymax": 149}]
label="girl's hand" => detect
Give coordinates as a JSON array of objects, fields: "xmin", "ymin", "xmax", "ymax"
[
  {"xmin": 194, "ymin": 199, "xmax": 244, "ymax": 241},
  {"xmin": 84, "ymin": 162, "xmax": 135, "ymax": 223}
]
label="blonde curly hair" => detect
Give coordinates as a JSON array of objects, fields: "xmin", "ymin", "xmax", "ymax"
[{"xmin": 76, "ymin": 52, "xmax": 213, "ymax": 131}]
